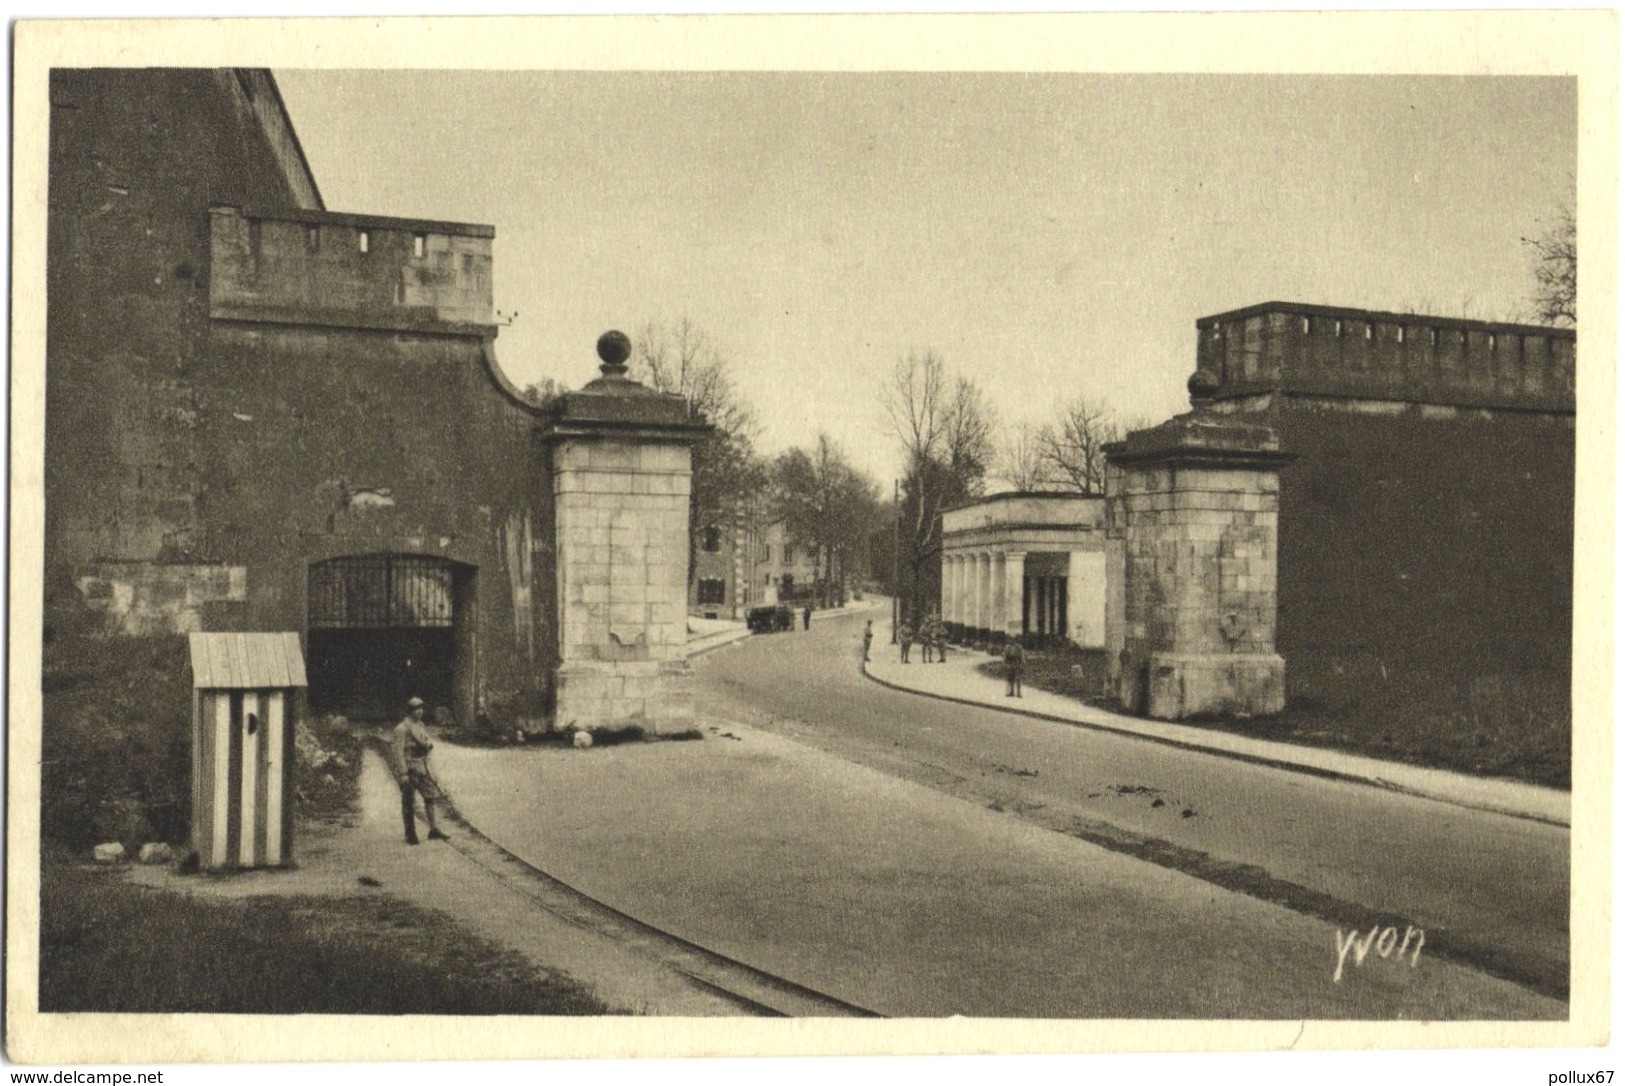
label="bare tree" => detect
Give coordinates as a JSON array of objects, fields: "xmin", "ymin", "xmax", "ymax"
[
  {"xmin": 1036, "ymin": 396, "xmax": 1124, "ymax": 496},
  {"xmin": 996, "ymin": 421, "xmax": 1056, "ymax": 492},
  {"xmin": 1523, "ymin": 203, "xmax": 1577, "ymax": 327},
  {"xmin": 633, "ymin": 318, "xmax": 766, "ymax": 582},
  {"xmin": 771, "ymin": 434, "xmax": 883, "ymax": 605},
  {"xmin": 881, "ymin": 350, "xmax": 995, "ymax": 618},
  {"xmin": 519, "ymin": 376, "xmax": 562, "ymax": 408}
]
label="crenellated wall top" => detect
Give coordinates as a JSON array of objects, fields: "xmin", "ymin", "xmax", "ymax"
[{"xmin": 1194, "ymin": 301, "xmax": 1574, "ymax": 414}]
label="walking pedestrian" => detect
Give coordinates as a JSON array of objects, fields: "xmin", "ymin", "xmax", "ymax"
[
  {"xmin": 898, "ymin": 619, "xmax": 913, "ymax": 664},
  {"xmin": 1002, "ymin": 639, "xmax": 1026, "ymax": 697},
  {"xmin": 392, "ymin": 696, "xmax": 450, "ymax": 845},
  {"xmin": 862, "ymin": 619, "xmax": 874, "ymax": 662},
  {"xmin": 803, "ymin": 603, "xmax": 812, "ymax": 631}
]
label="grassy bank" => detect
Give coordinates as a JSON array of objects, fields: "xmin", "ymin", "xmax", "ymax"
[{"xmin": 40, "ymin": 856, "xmax": 610, "ymax": 1015}]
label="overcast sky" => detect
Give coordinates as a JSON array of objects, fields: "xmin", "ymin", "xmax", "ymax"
[{"xmin": 274, "ymin": 71, "xmax": 1575, "ymax": 485}]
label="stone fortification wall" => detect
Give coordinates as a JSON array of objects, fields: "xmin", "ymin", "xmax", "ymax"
[
  {"xmin": 46, "ymin": 68, "xmax": 325, "ymax": 572},
  {"xmin": 1196, "ymin": 302, "xmax": 1574, "ymax": 414},
  {"xmin": 1272, "ymin": 405, "xmax": 1573, "ymax": 715},
  {"xmin": 1184, "ymin": 301, "xmax": 1574, "ymax": 723},
  {"xmin": 209, "ymin": 207, "xmax": 494, "ymax": 332},
  {"xmin": 46, "ymin": 70, "xmax": 558, "ymax": 723}
]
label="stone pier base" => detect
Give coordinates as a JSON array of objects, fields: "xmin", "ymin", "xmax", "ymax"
[
  {"xmin": 1103, "ymin": 399, "xmax": 1294, "ymax": 722},
  {"xmin": 555, "ymin": 659, "xmax": 696, "ymax": 735},
  {"xmin": 1147, "ymin": 652, "xmax": 1286, "ymax": 719}
]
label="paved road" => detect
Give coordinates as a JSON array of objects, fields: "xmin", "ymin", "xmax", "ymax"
[
  {"xmin": 436, "ymin": 719, "xmax": 1559, "ymax": 1018},
  {"xmin": 694, "ymin": 608, "xmax": 1569, "ymax": 1001}
]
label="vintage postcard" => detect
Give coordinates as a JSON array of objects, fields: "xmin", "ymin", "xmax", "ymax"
[{"xmin": 6, "ymin": 10, "xmax": 1616, "ymax": 1072}]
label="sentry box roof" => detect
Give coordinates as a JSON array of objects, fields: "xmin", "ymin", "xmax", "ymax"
[{"xmin": 188, "ymin": 632, "xmax": 308, "ymax": 690}]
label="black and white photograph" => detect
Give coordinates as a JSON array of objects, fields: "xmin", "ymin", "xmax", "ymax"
[{"xmin": 6, "ymin": 10, "xmax": 1615, "ymax": 1073}]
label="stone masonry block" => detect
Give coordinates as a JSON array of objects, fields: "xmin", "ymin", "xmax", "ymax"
[
  {"xmin": 640, "ymin": 444, "xmax": 691, "ymax": 472},
  {"xmin": 587, "ymin": 444, "xmax": 639, "ymax": 472},
  {"xmin": 610, "ymin": 582, "xmax": 647, "ymax": 605}
]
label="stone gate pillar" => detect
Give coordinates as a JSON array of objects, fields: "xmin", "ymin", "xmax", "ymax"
[
  {"xmin": 542, "ymin": 331, "xmax": 710, "ymax": 734},
  {"xmin": 1103, "ymin": 373, "xmax": 1294, "ymax": 720}
]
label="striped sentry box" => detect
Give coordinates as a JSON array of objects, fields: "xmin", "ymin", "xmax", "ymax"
[{"xmin": 187, "ymin": 633, "xmax": 307, "ymax": 870}]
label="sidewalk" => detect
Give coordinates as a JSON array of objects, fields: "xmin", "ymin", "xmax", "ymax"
[{"xmin": 865, "ymin": 621, "xmax": 1569, "ymax": 827}]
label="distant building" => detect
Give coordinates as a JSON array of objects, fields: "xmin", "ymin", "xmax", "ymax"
[
  {"xmin": 756, "ymin": 521, "xmax": 822, "ymax": 603},
  {"xmin": 940, "ymin": 493, "xmax": 1106, "ymax": 648},
  {"xmin": 689, "ymin": 515, "xmax": 822, "ymax": 618},
  {"xmin": 690, "ymin": 513, "xmax": 758, "ymax": 619}
]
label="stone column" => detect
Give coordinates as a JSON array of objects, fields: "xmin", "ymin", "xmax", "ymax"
[
  {"xmin": 1103, "ymin": 384, "xmax": 1293, "ymax": 720},
  {"xmin": 990, "ymin": 552, "xmax": 1007, "ymax": 642},
  {"xmin": 1004, "ymin": 551, "xmax": 1026, "ymax": 640},
  {"xmin": 976, "ymin": 553, "xmax": 991, "ymax": 638},
  {"xmin": 543, "ymin": 331, "xmax": 710, "ymax": 734},
  {"xmin": 940, "ymin": 553, "xmax": 955, "ymax": 629},
  {"xmin": 963, "ymin": 553, "xmax": 975, "ymax": 636},
  {"xmin": 950, "ymin": 554, "xmax": 964, "ymax": 630}
]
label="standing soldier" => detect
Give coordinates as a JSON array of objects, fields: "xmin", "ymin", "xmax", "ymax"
[
  {"xmin": 1002, "ymin": 638, "xmax": 1026, "ymax": 697},
  {"xmin": 918, "ymin": 612, "xmax": 935, "ymax": 663},
  {"xmin": 393, "ymin": 696, "xmax": 450, "ymax": 845},
  {"xmin": 862, "ymin": 619, "xmax": 874, "ymax": 663},
  {"xmin": 930, "ymin": 611, "xmax": 949, "ymax": 664},
  {"xmin": 898, "ymin": 618, "xmax": 914, "ymax": 664}
]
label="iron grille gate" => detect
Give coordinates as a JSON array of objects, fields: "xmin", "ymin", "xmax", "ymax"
[{"xmin": 308, "ymin": 556, "xmax": 455, "ymax": 629}]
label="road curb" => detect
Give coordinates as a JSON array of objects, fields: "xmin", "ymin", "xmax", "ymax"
[{"xmin": 860, "ymin": 663, "xmax": 1569, "ymax": 829}]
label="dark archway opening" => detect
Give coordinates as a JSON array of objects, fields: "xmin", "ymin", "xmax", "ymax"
[{"xmin": 307, "ymin": 555, "xmax": 476, "ymax": 725}]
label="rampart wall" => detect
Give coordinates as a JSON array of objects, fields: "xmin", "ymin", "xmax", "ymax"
[
  {"xmin": 1197, "ymin": 302, "xmax": 1574, "ymax": 414},
  {"xmin": 46, "ymin": 69, "xmax": 558, "ymax": 722},
  {"xmin": 1190, "ymin": 302, "xmax": 1574, "ymax": 724}
]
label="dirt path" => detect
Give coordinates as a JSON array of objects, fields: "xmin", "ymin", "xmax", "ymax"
[{"xmin": 126, "ymin": 748, "xmax": 746, "ymax": 1016}]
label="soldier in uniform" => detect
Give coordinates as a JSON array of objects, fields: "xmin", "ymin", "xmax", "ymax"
[
  {"xmin": 1002, "ymin": 638, "xmax": 1027, "ymax": 697},
  {"xmin": 929, "ymin": 611, "xmax": 949, "ymax": 664},
  {"xmin": 392, "ymin": 696, "xmax": 450, "ymax": 845}
]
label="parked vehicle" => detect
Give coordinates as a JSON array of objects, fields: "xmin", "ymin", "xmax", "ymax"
[{"xmin": 747, "ymin": 604, "xmax": 796, "ymax": 634}]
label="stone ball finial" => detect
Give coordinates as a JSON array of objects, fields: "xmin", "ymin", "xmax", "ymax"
[
  {"xmin": 1187, "ymin": 367, "xmax": 1220, "ymax": 407},
  {"xmin": 596, "ymin": 330, "xmax": 632, "ymax": 376}
]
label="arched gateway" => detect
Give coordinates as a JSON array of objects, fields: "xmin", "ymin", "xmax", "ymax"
[{"xmin": 306, "ymin": 554, "xmax": 476, "ymax": 725}]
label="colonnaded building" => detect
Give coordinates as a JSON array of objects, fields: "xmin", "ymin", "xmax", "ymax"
[
  {"xmin": 944, "ymin": 301, "xmax": 1575, "ymax": 724},
  {"xmin": 45, "ymin": 68, "xmax": 704, "ymax": 733}
]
